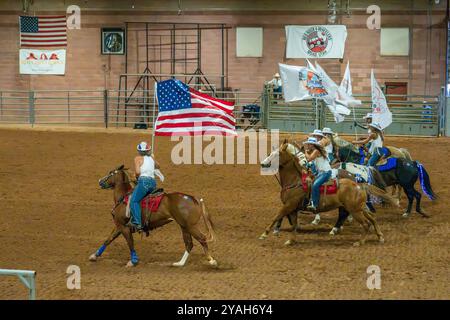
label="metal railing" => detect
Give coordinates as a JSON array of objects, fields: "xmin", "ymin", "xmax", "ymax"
[
  {"xmin": 0, "ymin": 269, "xmax": 36, "ymax": 300},
  {"xmin": 265, "ymin": 86, "xmax": 442, "ymax": 137},
  {"xmin": 0, "ymin": 88, "xmax": 263, "ymax": 130},
  {"xmin": 0, "ymin": 87, "xmax": 443, "ymax": 136}
]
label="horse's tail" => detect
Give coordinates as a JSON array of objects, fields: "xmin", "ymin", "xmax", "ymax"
[
  {"xmin": 363, "ymin": 184, "xmax": 400, "ymax": 208},
  {"xmin": 199, "ymin": 198, "xmax": 216, "ymax": 242},
  {"xmin": 367, "ymin": 167, "xmax": 387, "ymax": 190},
  {"xmin": 400, "ymin": 148, "xmax": 413, "ymax": 161},
  {"xmin": 414, "ymin": 161, "xmax": 437, "ymax": 200}
]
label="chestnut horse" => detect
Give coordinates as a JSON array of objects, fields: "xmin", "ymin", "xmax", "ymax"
[
  {"xmin": 260, "ymin": 140, "xmax": 398, "ymax": 246},
  {"xmin": 89, "ymin": 165, "xmax": 217, "ymax": 268}
]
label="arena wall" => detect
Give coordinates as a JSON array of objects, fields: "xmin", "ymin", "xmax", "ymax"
[{"xmin": 0, "ymin": 1, "xmax": 447, "ymax": 95}]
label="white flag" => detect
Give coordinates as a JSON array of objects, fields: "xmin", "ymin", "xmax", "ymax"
[
  {"xmin": 285, "ymin": 25, "xmax": 347, "ymax": 59},
  {"xmin": 339, "ymin": 62, "xmax": 362, "ymax": 107},
  {"xmin": 306, "ymin": 59, "xmax": 317, "ymax": 72},
  {"xmin": 278, "ymin": 63, "xmax": 328, "ymax": 102},
  {"xmin": 314, "ymin": 62, "xmax": 351, "ymax": 123},
  {"xmin": 371, "ymin": 69, "xmax": 392, "ymax": 129}
]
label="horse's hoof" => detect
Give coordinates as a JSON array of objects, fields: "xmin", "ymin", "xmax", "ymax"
[
  {"xmin": 273, "ymin": 229, "xmax": 280, "ymax": 236},
  {"xmin": 379, "ymin": 237, "xmax": 385, "ymax": 244},
  {"xmin": 126, "ymin": 260, "xmax": 137, "ymax": 268},
  {"xmin": 353, "ymin": 241, "xmax": 361, "ymax": 247},
  {"xmin": 208, "ymin": 259, "xmax": 218, "ymax": 267},
  {"xmin": 172, "ymin": 262, "xmax": 185, "ymax": 267},
  {"xmin": 89, "ymin": 254, "xmax": 98, "ymax": 262},
  {"xmin": 284, "ymin": 239, "xmax": 295, "ymax": 246},
  {"xmin": 259, "ymin": 234, "xmax": 268, "ymax": 240},
  {"xmin": 329, "ymin": 227, "xmax": 339, "ymax": 236},
  {"xmin": 402, "ymin": 212, "xmax": 410, "ymax": 218}
]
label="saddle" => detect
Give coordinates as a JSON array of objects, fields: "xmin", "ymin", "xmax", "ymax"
[
  {"xmin": 301, "ymin": 173, "xmax": 338, "ymax": 195},
  {"xmin": 124, "ymin": 188, "xmax": 165, "ymax": 235},
  {"xmin": 376, "ymin": 157, "xmax": 398, "ymax": 172}
]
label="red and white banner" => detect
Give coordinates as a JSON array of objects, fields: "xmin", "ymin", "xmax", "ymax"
[
  {"xmin": 19, "ymin": 49, "xmax": 66, "ymax": 75},
  {"xmin": 285, "ymin": 25, "xmax": 347, "ymax": 59}
]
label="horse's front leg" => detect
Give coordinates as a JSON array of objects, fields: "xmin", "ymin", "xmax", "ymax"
[
  {"xmin": 120, "ymin": 226, "xmax": 138, "ymax": 267},
  {"xmin": 259, "ymin": 200, "xmax": 298, "ymax": 240},
  {"xmin": 89, "ymin": 227, "xmax": 121, "ymax": 262}
]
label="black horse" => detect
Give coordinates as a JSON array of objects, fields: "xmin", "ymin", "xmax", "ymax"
[
  {"xmin": 374, "ymin": 157, "xmax": 436, "ymax": 216},
  {"xmin": 332, "ymin": 157, "xmax": 437, "ymax": 231}
]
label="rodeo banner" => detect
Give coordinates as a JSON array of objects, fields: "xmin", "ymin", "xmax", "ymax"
[
  {"xmin": 19, "ymin": 49, "xmax": 66, "ymax": 75},
  {"xmin": 285, "ymin": 25, "xmax": 347, "ymax": 59}
]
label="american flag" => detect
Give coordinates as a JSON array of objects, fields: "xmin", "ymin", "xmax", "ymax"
[
  {"xmin": 19, "ymin": 16, "xmax": 67, "ymax": 48},
  {"xmin": 155, "ymin": 79, "xmax": 236, "ymax": 136}
]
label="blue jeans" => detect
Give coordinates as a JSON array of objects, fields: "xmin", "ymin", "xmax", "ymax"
[
  {"xmin": 368, "ymin": 147, "xmax": 389, "ymax": 166},
  {"xmin": 328, "ymin": 153, "xmax": 335, "ymax": 163},
  {"xmin": 311, "ymin": 170, "xmax": 332, "ymax": 207},
  {"xmin": 130, "ymin": 176, "xmax": 156, "ymax": 226}
]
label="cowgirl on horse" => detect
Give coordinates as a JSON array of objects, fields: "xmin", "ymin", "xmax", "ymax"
[
  {"xmin": 321, "ymin": 127, "xmax": 337, "ymax": 163},
  {"xmin": 128, "ymin": 141, "xmax": 160, "ymax": 231},
  {"xmin": 352, "ymin": 122, "xmax": 390, "ymax": 166},
  {"xmin": 303, "ymin": 136, "xmax": 333, "ymax": 225}
]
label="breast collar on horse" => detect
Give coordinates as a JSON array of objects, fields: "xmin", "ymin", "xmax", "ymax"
[
  {"xmin": 110, "ymin": 183, "xmax": 133, "ymax": 217},
  {"xmin": 275, "ymin": 152, "xmax": 305, "ymax": 194}
]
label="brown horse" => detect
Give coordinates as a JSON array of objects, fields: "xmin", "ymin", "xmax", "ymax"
[
  {"xmin": 89, "ymin": 165, "xmax": 217, "ymax": 268},
  {"xmin": 260, "ymin": 140, "xmax": 398, "ymax": 246}
]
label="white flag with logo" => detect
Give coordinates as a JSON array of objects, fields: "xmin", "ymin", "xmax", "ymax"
[
  {"xmin": 371, "ymin": 69, "xmax": 392, "ymax": 129},
  {"xmin": 339, "ymin": 62, "xmax": 362, "ymax": 107},
  {"xmin": 314, "ymin": 62, "xmax": 351, "ymax": 123},
  {"xmin": 278, "ymin": 63, "xmax": 328, "ymax": 102},
  {"xmin": 285, "ymin": 25, "xmax": 347, "ymax": 59}
]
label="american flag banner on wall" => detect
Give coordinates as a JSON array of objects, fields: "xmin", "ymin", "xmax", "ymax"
[
  {"xmin": 19, "ymin": 16, "xmax": 67, "ymax": 47},
  {"xmin": 155, "ymin": 79, "xmax": 236, "ymax": 136}
]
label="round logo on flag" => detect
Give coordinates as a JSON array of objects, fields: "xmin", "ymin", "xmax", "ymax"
[{"xmin": 302, "ymin": 26, "xmax": 333, "ymax": 58}]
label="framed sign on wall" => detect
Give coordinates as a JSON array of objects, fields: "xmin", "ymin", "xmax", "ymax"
[{"xmin": 101, "ymin": 28, "xmax": 126, "ymax": 55}]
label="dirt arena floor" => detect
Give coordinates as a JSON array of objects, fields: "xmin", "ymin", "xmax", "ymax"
[{"xmin": 0, "ymin": 127, "xmax": 449, "ymax": 300}]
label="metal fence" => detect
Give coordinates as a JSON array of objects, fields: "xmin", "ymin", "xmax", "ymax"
[
  {"xmin": 265, "ymin": 86, "xmax": 442, "ymax": 137},
  {"xmin": 0, "ymin": 87, "xmax": 444, "ymax": 136},
  {"xmin": 0, "ymin": 89, "xmax": 263, "ymax": 130}
]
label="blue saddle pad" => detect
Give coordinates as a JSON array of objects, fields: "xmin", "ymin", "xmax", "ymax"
[{"xmin": 376, "ymin": 157, "xmax": 398, "ymax": 172}]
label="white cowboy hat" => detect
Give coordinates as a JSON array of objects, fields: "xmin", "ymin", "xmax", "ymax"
[
  {"xmin": 363, "ymin": 113, "xmax": 373, "ymax": 119},
  {"xmin": 137, "ymin": 141, "xmax": 151, "ymax": 152},
  {"xmin": 303, "ymin": 136, "xmax": 322, "ymax": 147},
  {"xmin": 310, "ymin": 129, "xmax": 325, "ymax": 137},
  {"xmin": 368, "ymin": 122, "xmax": 383, "ymax": 131},
  {"xmin": 273, "ymin": 73, "xmax": 280, "ymax": 78},
  {"xmin": 322, "ymin": 127, "xmax": 334, "ymax": 135}
]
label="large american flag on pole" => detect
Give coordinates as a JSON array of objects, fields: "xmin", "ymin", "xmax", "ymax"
[
  {"xmin": 19, "ymin": 16, "xmax": 67, "ymax": 48},
  {"xmin": 155, "ymin": 79, "xmax": 236, "ymax": 136}
]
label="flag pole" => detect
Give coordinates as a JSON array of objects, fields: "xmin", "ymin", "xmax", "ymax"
[{"xmin": 151, "ymin": 81, "xmax": 157, "ymax": 153}]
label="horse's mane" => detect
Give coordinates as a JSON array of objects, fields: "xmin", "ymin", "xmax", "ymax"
[
  {"xmin": 334, "ymin": 136, "xmax": 359, "ymax": 152},
  {"xmin": 283, "ymin": 142, "xmax": 306, "ymax": 174}
]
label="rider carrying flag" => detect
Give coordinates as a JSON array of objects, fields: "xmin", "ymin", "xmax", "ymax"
[
  {"xmin": 352, "ymin": 122, "xmax": 390, "ymax": 166},
  {"xmin": 321, "ymin": 127, "xmax": 337, "ymax": 164}
]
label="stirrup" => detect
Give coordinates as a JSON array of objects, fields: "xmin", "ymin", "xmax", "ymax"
[{"xmin": 127, "ymin": 221, "xmax": 143, "ymax": 232}]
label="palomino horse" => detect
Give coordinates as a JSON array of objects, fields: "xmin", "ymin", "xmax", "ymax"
[
  {"xmin": 89, "ymin": 165, "xmax": 217, "ymax": 268},
  {"xmin": 260, "ymin": 140, "xmax": 398, "ymax": 246},
  {"xmin": 335, "ymin": 160, "xmax": 436, "ymax": 218},
  {"xmin": 271, "ymin": 142, "xmax": 388, "ymax": 234}
]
